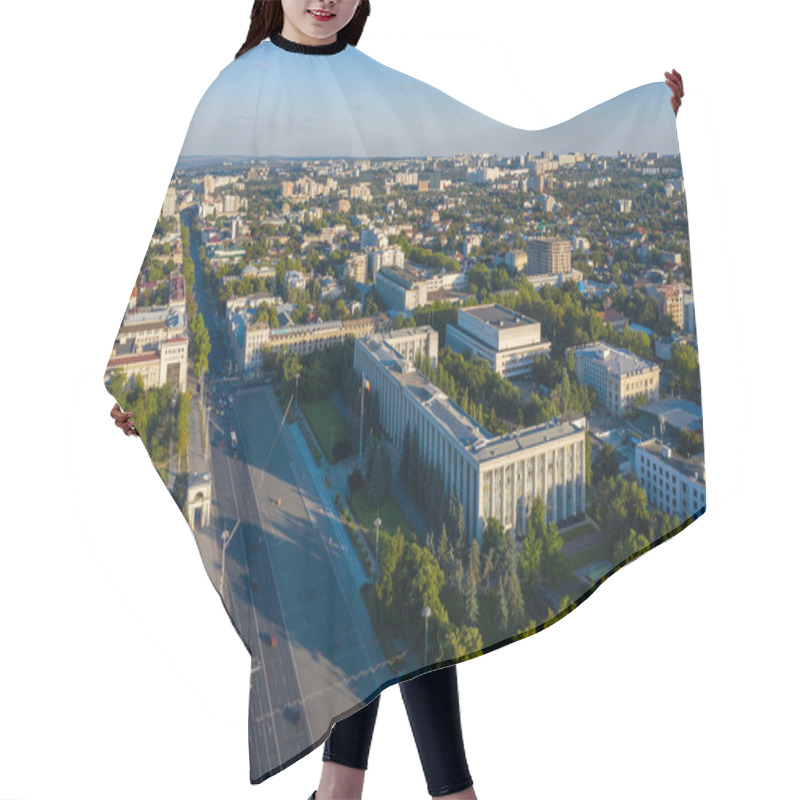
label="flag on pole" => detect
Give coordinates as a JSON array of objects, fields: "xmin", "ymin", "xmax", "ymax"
[{"xmin": 362, "ymin": 375, "xmax": 371, "ymax": 392}]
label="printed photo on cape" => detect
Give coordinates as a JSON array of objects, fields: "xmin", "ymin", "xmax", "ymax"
[{"xmin": 104, "ymin": 28, "xmax": 705, "ymax": 784}]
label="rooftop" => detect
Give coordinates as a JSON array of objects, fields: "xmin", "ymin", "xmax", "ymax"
[
  {"xmin": 461, "ymin": 303, "xmax": 537, "ymax": 328},
  {"xmin": 572, "ymin": 341, "xmax": 656, "ymax": 375},
  {"xmin": 641, "ymin": 396, "xmax": 703, "ymax": 433},
  {"xmin": 359, "ymin": 333, "xmax": 585, "ymax": 462},
  {"xmin": 637, "ymin": 438, "xmax": 705, "ymax": 484}
]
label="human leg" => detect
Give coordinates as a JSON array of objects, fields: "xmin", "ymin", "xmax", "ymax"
[
  {"xmin": 315, "ymin": 694, "xmax": 381, "ymax": 800},
  {"xmin": 399, "ymin": 665, "xmax": 475, "ymax": 798}
]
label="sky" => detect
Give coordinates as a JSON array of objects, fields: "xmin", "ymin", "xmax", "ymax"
[{"xmin": 179, "ymin": 39, "xmax": 679, "ymax": 161}]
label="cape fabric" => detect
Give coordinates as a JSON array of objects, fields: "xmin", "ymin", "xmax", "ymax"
[{"xmin": 104, "ymin": 32, "xmax": 706, "ymax": 784}]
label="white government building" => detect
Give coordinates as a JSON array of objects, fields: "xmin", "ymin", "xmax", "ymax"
[
  {"xmin": 445, "ymin": 304, "xmax": 551, "ymax": 378},
  {"xmin": 354, "ymin": 327, "xmax": 587, "ymax": 545},
  {"xmin": 635, "ymin": 438, "xmax": 706, "ymax": 518}
]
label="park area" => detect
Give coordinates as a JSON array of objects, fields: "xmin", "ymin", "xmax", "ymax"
[
  {"xmin": 348, "ymin": 484, "xmax": 416, "ymax": 547},
  {"xmin": 299, "ymin": 397, "xmax": 349, "ymax": 463}
]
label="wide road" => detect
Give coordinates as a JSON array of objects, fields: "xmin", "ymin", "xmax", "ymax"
[{"xmin": 207, "ymin": 382, "xmax": 392, "ymax": 780}]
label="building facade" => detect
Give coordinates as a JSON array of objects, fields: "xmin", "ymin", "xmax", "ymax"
[
  {"xmin": 635, "ymin": 438, "xmax": 706, "ymax": 518},
  {"xmin": 445, "ymin": 303, "xmax": 551, "ymax": 378},
  {"xmin": 105, "ymin": 283, "xmax": 189, "ymax": 393},
  {"xmin": 527, "ymin": 236, "xmax": 572, "ymax": 276},
  {"xmin": 233, "ymin": 312, "xmax": 392, "ymax": 377},
  {"xmin": 375, "ymin": 266, "xmax": 428, "ymax": 312},
  {"xmin": 571, "ymin": 341, "xmax": 660, "ymax": 416},
  {"xmin": 354, "ymin": 328, "xmax": 586, "ymax": 545}
]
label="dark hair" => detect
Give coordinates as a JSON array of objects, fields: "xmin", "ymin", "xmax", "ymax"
[{"xmin": 235, "ymin": 1, "xmax": 371, "ymax": 59}]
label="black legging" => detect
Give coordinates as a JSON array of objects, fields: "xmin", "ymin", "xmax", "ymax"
[{"xmin": 323, "ymin": 664, "xmax": 473, "ymax": 797}]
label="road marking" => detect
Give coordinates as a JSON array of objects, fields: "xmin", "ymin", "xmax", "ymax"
[
  {"xmin": 238, "ymin": 389, "xmax": 314, "ymax": 739},
  {"xmin": 223, "ymin": 426, "xmax": 281, "ymax": 764}
]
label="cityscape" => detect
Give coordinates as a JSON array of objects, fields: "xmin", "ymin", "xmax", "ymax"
[{"xmin": 105, "ymin": 145, "xmax": 705, "ymax": 780}]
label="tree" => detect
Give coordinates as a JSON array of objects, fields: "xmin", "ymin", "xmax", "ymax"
[
  {"xmin": 594, "ymin": 443, "xmax": 619, "ymax": 481},
  {"xmin": 366, "ymin": 440, "xmax": 391, "ymax": 508},
  {"xmin": 437, "ymin": 523, "xmax": 452, "ymax": 566},
  {"xmin": 668, "ymin": 341, "xmax": 700, "ymax": 395},
  {"xmin": 393, "ymin": 541, "xmax": 446, "ymax": 638},
  {"xmin": 442, "ymin": 624, "xmax": 483, "ymax": 661},
  {"xmin": 519, "ymin": 511, "xmax": 544, "ymax": 598},
  {"xmin": 426, "ymin": 529, "xmax": 435, "ymax": 555},
  {"xmin": 374, "ymin": 527, "xmax": 406, "ymax": 621},
  {"xmin": 542, "ymin": 521, "xmax": 568, "ymax": 586},
  {"xmin": 480, "ymin": 517, "xmax": 505, "ymax": 590},
  {"xmin": 612, "ymin": 528, "xmax": 650, "ymax": 565},
  {"xmin": 106, "ymin": 367, "xmax": 127, "ymax": 401},
  {"xmin": 445, "ymin": 490, "xmax": 467, "ymax": 565},
  {"xmin": 496, "ymin": 580, "xmax": 509, "ymax": 633},
  {"xmin": 465, "ymin": 539, "xmax": 481, "ymax": 626},
  {"xmin": 505, "ymin": 562, "xmax": 526, "ymax": 629},
  {"xmin": 281, "ymin": 350, "xmax": 301, "ymax": 388},
  {"xmin": 188, "ymin": 313, "xmax": 211, "ymax": 377}
]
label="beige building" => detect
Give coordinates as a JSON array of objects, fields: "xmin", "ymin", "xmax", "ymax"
[
  {"xmin": 383, "ymin": 326, "xmax": 440, "ymax": 369},
  {"xmin": 354, "ymin": 328, "xmax": 586, "ymax": 544},
  {"xmin": 651, "ymin": 283, "xmax": 686, "ymax": 330},
  {"xmin": 106, "ymin": 282, "xmax": 189, "ymax": 393},
  {"xmin": 234, "ymin": 312, "xmax": 392, "ymax": 377},
  {"xmin": 375, "ymin": 266, "xmax": 429, "ymax": 312},
  {"xmin": 106, "ymin": 333, "xmax": 188, "ymax": 393},
  {"xmin": 571, "ymin": 341, "xmax": 660, "ymax": 416},
  {"xmin": 445, "ymin": 304, "xmax": 551, "ymax": 378},
  {"xmin": 527, "ymin": 237, "xmax": 572, "ymax": 275},
  {"xmin": 344, "ymin": 253, "xmax": 367, "ymax": 284},
  {"xmin": 375, "ymin": 265, "xmax": 467, "ymax": 313},
  {"xmin": 160, "ymin": 182, "xmax": 177, "ymax": 217}
]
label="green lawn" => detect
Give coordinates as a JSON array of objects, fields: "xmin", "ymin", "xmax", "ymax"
[
  {"xmin": 349, "ymin": 485, "xmax": 415, "ymax": 549},
  {"xmin": 563, "ymin": 541, "xmax": 609, "ymax": 572},
  {"xmin": 560, "ymin": 521, "xmax": 597, "ymax": 543},
  {"xmin": 300, "ymin": 397, "xmax": 349, "ymax": 463}
]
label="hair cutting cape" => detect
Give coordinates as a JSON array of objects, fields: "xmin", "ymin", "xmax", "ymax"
[{"xmin": 104, "ymin": 32, "xmax": 706, "ymax": 784}]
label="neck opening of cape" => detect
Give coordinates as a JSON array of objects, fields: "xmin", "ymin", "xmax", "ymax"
[{"xmin": 269, "ymin": 31, "xmax": 348, "ymax": 55}]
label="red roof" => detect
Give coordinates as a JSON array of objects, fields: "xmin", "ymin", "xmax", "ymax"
[{"xmin": 107, "ymin": 352, "xmax": 159, "ymax": 367}]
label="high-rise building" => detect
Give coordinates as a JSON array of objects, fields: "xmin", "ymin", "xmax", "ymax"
[{"xmin": 527, "ymin": 237, "xmax": 572, "ymax": 275}]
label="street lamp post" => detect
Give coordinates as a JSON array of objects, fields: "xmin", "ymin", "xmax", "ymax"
[
  {"xmin": 373, "ymin": 516, "xmax": 382, "ymax": 584},
  {"xmin": 422, "ymin": 604, "xmax": 432, "ymax": 667},
  {"xmin": 220, "ymin": 529, "xmax": 230, "ymax": 598}
]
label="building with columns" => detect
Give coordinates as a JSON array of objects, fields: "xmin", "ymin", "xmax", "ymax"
[
  {"xmin": 354, "ymin": 328, "xmax": 587, "ymax": 545},
  {"xmin": 231, "ymin": 311, "xmax": 392, "ymax": 377}
]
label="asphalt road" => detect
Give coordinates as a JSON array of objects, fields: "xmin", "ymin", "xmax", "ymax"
[{"xmin": 207, "ymin": 383, "xmax": 393, "ymax": 780}]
